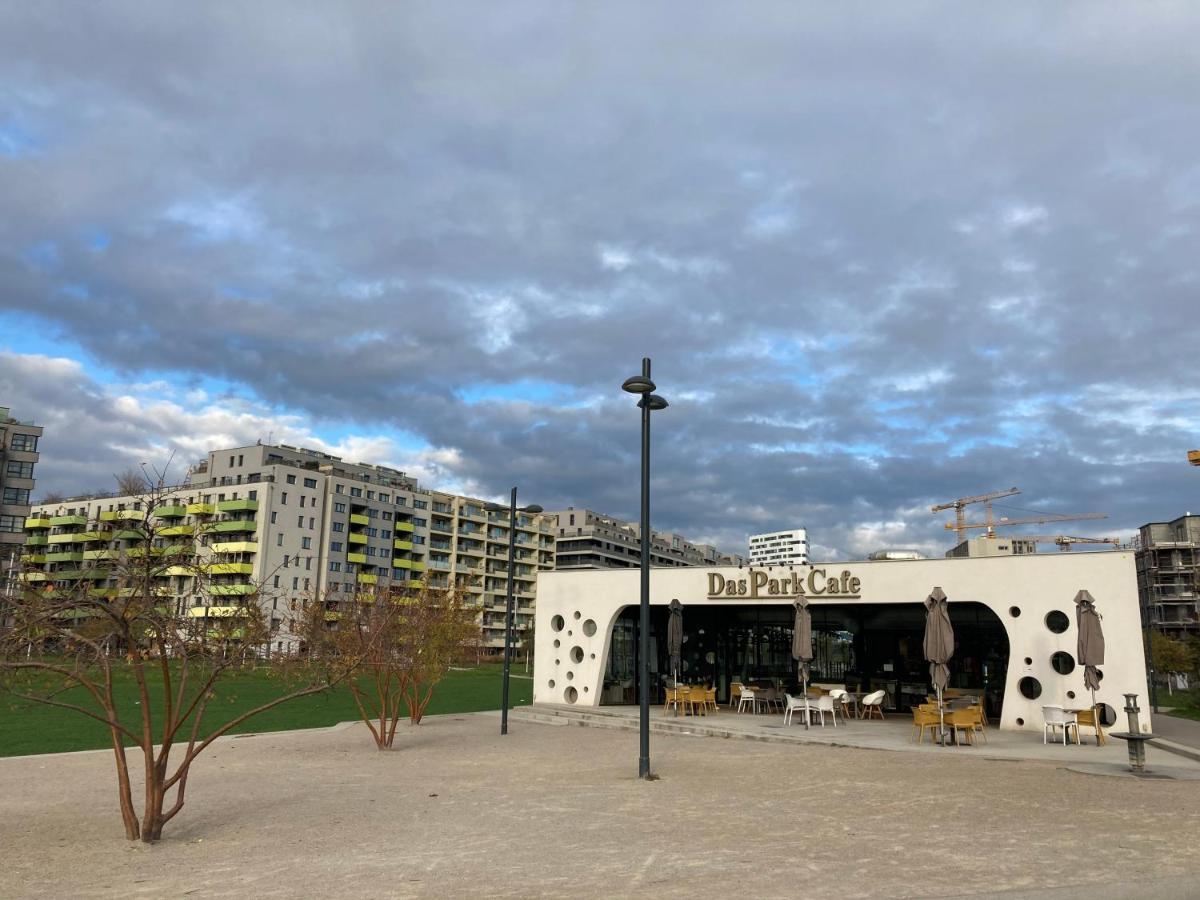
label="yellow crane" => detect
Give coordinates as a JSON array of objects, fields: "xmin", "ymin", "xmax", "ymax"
[
  {"xmin": 1005, "ymin": 534, "xmax": 1123, "ymax": 552},
  {"xmin": 950, "ymin": 510, "xmax": 1108, "ymax": 538},
  {"xmin": 931, "ymin": 488, "xmax": 1020, "ymax": 545},
  {"xmin": 1189, "ymin": 450, "xmax": 1200, "ymax": 466}
]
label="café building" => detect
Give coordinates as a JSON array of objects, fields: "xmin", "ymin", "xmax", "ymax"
[{"xmin": 533, "ymin": 550, "xmax": 1149, "ymax": 732}]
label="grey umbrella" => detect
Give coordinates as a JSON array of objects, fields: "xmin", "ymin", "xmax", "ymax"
[
  {"xmin": 792, "ymin": 598, "xmax": 813, "ymax": 729},
  {"xmin": 1075, "ymin": 589, "xmax": 1105, "ymax": 735},
  {"xmin": 667, "ymin": 599, "xmax": 683, "ymax": 715},
  {"xmin": 923, "ymin": 587, "xmax": 955, "ymax": 742}
]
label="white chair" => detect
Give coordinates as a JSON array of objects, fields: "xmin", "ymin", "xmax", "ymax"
[
  {"xmin": 737, "ymin": 688, "xmax": 758, "ymax": 714},
  {"xmin": 1042, "ymin": 705, "xmax": 1079, "ymax": 745},
  {"xmin": 828, "ymin": 689, "xmax": 852, "ymax": 723},
  {"xmin": 860, "ymin": 690, "xmax": 886, "ymax": 720},
  {"xmin": 783, "ymin": 693, "xmax": 811, "ymax": 725},
  {"xmin": 812, "ymin": 695, "xmax": 837, "ymax": 727}
]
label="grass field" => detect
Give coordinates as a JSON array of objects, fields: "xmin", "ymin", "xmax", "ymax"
[
  {"xmin": 0, "ymin": 663, "xmax": 532, "ymax": 757},
  {"xmin": 1163, "ymin": 688, "xmax": 1200, "ymax": 721}
]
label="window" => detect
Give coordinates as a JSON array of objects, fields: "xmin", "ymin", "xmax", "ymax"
[
  {"xmin": 309, "ymin": 517, "xmax": 315, "ymax": 529},
  {"xmin": 569, "ymin": 514, "xmax": 575, "ymax": 526},
  {"xmin": 367, "ymin": 527, "xmax": 378, "ymax": 537},
  {"xmin": 382, "ymin": 511, "xmax": 393, "ymax": 521},
  {"xmin": 271, "ymin": 512, "xmax": 277, "ymax": 524},
  {"xmin": 299, "ymin": 495, "xmax": 306, "ymax": 508},
  {"xmin": 281, "ymin": 492, "xmax": 288, "ymax": 504},
  {"xmin": 413, "ymin": 499, "xmax": 427, "ymax": 509},
  {"xmin": 303, "ymin": 478, "xmax": 317, "ymax": 488},
  {"xmin": 282, "ymin": 555, "xmax": 289, "ymax": 568},
  {"xmin": 301, "ymin": 537, "xmax": 312, "ymax": 550},
  {"xmin": 304, "ymin": 578, "xmax": 310, "ymax": 590},
  {"xmin": 3, "ymin": 487, "xmax": 30, "ymax": 505},
  {"xmin": 367, "ymin": 490, "xmax": 375, "ymax": 500},
  {"xmin": 329, "ymin": 561, "xmax": 342, "ymax": 572},
  {"xmin": 332, "ymin": 522, "xmax": 344, "ymax": 533},
  {"xmin": 249, "ymin": 490, "xmax": 257, "ymax": 500},
  {"xmin": 10, "ymin": 433, "xmax": 38, "ymax": 452},
  {"xmin": 350, "ymin": 487, "xmax": 363, "ymax": 498},
  {"xmin": 229, "ymin": 456, "xmax": 235, "ymax": 467},
  {"xmin": 292, "ymin": 577, "xmax": 299, "ymax": 590},
  {"xmin": 0, "ymin": 515, "xmax": 22, "ymax": 533},
  {"xmin": 379, "ymin": 493, "xmax": 389, "ymax": 503},
  {"xmin": 277, "ymin": 534, "xmax": 284, "ymax": 546},
  {"xmin": 334, "ymin": 502, "xmax": 346, "ymax": 513},
  {"xmin": 273, "ymin": 575, "xmax": 280, "ymax": 588},
  {"xmin": 413, "ymin": 517, "xmax": 426, "ymax": 527},
  {"xmin": 382, "ymin": 530, "xmax": 391, "ymax": 539},
  {"xmin": 286, "ymin": 474, "xmax": 296, "ymax": 485},
  {"xmin": 298, "ymin": 515, "xmax": 304, "ymax": 528},
  {"xmin": 368, "ymin": 508, "xmax": 379, "ymax": 518},
  {"xmin": 5, "ymin": 461, "xmax": 34, "ymax": 479},
  {"xmin": 330, "ymin": 541, "xmax": 343, "ymax": 552},
  {"xmin": 367, "ymin": 546, "xmax": 377, "ymax": 557}
]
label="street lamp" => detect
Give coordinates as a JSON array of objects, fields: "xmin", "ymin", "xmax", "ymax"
[
  {"xmin": 485, "ymin": 490, "xmax": 543, "ymax": 736},
  {"xmin": 622, "ymin": 357, "xmax": 668, "ymax": 779}
]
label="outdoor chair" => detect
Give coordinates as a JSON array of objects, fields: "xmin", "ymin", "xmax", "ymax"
[
  {"xmin": 704, "ymin": 687, "xmax": 718, "ymax": 712},
  {"xmin": 688, "ymin": 685, "xmax": 708, "ymax": 716},
  {"xmin": 812, "ymin": 695, "xmax": 837, "ymax": 727},
  {"xmin": 964, "ymin": 705, "xmax": 987, "ymax": 743},
  {"xmin": 737, "ymin": 688, "xmax": 758, "ymax": 714},
  {"xmin": 664, "ymin": 687, "xmax": 682, "ymax": 714},
  {"xmin": 945, "ymin": 709, "xmax": 977, "ymax": 745},
  {"xmin": 1042, "ymin": 705, "xmax": 1079, "ymax": 745},
  {"xmin": 729, "ymin": 681, "xmax": 745, "ymax": 709},
  {"xmin": 1074, "ymin": 706, "xmax": 1106, "ymax": 745},
  {"xmin": 828, "ymin": 689, "xmax": 852, "ymax": 722},
  {"xmin": 911, "ymin": 706, "xmax": 940, "ymax": 744},
  {"xmin": 782, "ymin": 693, "xmax": 811, "ymax": 726},
  {"xmin": 860, "ymin": 690, "xmax": 886, "ymax": 720}
]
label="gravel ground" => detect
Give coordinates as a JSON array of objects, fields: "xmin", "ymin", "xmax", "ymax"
[{"xmin": 2, "ymin": 713, "xmax": 1198, "ymax": 899}]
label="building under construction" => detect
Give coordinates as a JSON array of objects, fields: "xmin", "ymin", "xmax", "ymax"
[{"xmin": 1135, "ymin": 513, "xmax": 1200, "ymax": 639}]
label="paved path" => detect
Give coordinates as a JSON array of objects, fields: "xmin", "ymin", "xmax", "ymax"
[
  {"xmin": 1151, "ymin": 711, "xmax": 1200, "ymax": 750},
  {"xmin": 2, "ymin": 712, "xmax": 1199, "ymax": 898}
]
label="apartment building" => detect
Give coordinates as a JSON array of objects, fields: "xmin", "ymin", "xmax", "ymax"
[
  {"xmin": 18, "ymin": 443, "xmax": 555, "ymax": 654},
  {"xmin": 748, "ymin": 528, "xmax": 809, "ymax": 566},
  {"xmin": 547, "ymin": 507, "xmax": 745, "ymax": 570},
  {"xmin": 1135, "ymin": 514, "xmax": 1200, "ymax": 639},
  {"xmin": 1, "ymin": 406, "xmax": 42, "ymax": 595}
]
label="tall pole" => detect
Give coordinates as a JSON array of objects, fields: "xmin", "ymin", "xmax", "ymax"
[
  {"xmin": 638, "ymin": 358, "xmax": 652, "ymax": 779},
  {"xmin": 501, "ymin": 486, "xmax": 517, "ymax": 735}
]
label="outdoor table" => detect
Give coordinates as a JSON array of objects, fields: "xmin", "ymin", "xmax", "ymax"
[{"xmin": 1066, "ymin": 707, "xmax": 1107, "ymax": 746}]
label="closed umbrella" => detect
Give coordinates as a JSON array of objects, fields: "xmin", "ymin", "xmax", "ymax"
[
  {"xmin": 923, "ymin": 587, "xmax": 955, "ymax": 743},
  {"xmin": 792, "ymin": 598, "xmax": 813, "ymax": 730},
  {"xmin": 1075, "ymin": 589, "xmax": 1105, "ymax": 739},
  {"xmin": 667, "ymin": 599, "xmax": 683, "ymax": 716}
]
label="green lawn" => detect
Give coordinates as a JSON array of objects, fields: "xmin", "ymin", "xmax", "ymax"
[
  {"xmin": 0, "ymin": 664, "xmax": 532, "ymax": 757},
  {"xmin": 1162, "ymin": 688, "xmax": 1200, "ymax": 722}
]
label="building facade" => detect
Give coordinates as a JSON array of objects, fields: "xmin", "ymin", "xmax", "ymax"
[
  {"xmin": 748, "ymin": 528, "xmax": 809, "ymax": 565},
  {"xmin": 1, "ymin": 407, "xmax": 42, "ymax": 596},
  {"xmin": 547, "ymin": 507, "xmax": 745, "ymax": 570},
  {"xmin": 18, "ymin": 443, "xmax": 555, "ymax": 653},
  {"xmin": 533, "ymin": 551, "xmax": 1149, "ymax": 734},
  {"xmin": 1135, "ymin": 514, "xmax": 1200, "ymax": 638}
]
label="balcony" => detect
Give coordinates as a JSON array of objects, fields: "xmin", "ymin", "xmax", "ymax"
[
  {"xmin": 394, "ymin": 539, "xmax": 413, "ymax": 551},
  {"xmin": 211, "ymin": 541, "xmax": 258, "ymax": 554},
  {"xmin": 347, "ymin": 533, "xmax": 368, "ymax": 545},
  {"xmin": 347, "ymin": 552, "xmax": 367, "ymax": 565},
  {"xmin": 209, "ymin": 520, "xmax": 257, "ymax": 534},
  {"xmin": 208, "ymin": 562, "xmax": 255, "ymax": 575},
  {"xmin": 209, "ymin": 584, "xmax": 257, "ymax": 596},
  {"xmin": 113, "ymin": 529, "xmax": 146, "ymax": 541},
  {"xmin": 159, "ymin": 524, "xmax": 195, "ymax": 537},
  {"xmin": 49, "ymin": 515, "xmax": 89, "ymax": 527},
  {"xmin": 394, "ymin": 521, "xmax": 414, "ymax": 533},
  {"xmin": 19, "ymin": 571, "xmax": 48, "ymax": 582},
  {"xmin": 82, "ymin": 549, "xmax": 116, "ymax": 561},
  {"xmin": 162, "ymin": 565, "xmax": 193, "ymax": 577},
  {"xmin": 23, "ymin": 517, "xmax": 51, "ymax": 529},
  {"xmin": 392, "ymin": 558, "xmax": 414, "ymax": 569},
  {"xmin": 154, "ymin": 505, "xmax": 187, "ymax": 518},
  {"xmin": 24, "ymin": 535, "xmax": 48, "ymax": 546},
  {"xmin": 20, "ymin": 553, "xmax": 47, "ymax": 565},
  {"xmin": 217, "ymin": 499, "xmax": 259, "ymax": 514},
  {"xmin": 358, "ymin": 573, "xmax": 379, "ymax": 585},
  {"xmin": 159, "ymin": 544, "xmax": 195, "ymax": 557},
  {"xmin": 186, "ymin": 502, "xmax": 216, "ymax": 516},
  {"xmin": 45, "ymin": 551, "xmax": 84, "ymax": 564},
  {"xmin": 349, "ymin": 513, "xmax": 370, "ymax": 527},
  {"xmin": 114, "ymin": 510, "xmax": 145, "ymax": 522},
  {"xmin": 430, "ymin": 520, "xmax": 453, "ymax": 535},
  {"xmin": 187, "ymin": 603, "xmax": 250, "ymax": 616}
]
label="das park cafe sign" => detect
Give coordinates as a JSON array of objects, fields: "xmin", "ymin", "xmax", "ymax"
[{"xmin": 706, "ymin": 567, "xmax": 862, "ymax": 600}]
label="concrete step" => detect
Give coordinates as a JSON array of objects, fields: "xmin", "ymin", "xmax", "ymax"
[
  {"xmin": 511, "ymin": 705, "xmax": 817, "ymax": 745},
  {"xmin": 1148, "ymin": 737, "xmax": 1200, "ymax": 765}
]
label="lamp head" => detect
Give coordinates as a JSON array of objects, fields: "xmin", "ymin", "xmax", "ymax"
[
  {"xmin": 640, "ymin": 393, "xmax": 669, "ymax": 411},
  {"xmin": 622, "ymin": 375, "xmax": 656, "ymax": 394},
  {"xmin": 523, "ymin": 504, "xmax": 544, "ymax": 514}
]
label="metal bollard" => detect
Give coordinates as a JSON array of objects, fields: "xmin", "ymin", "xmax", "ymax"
[{"xmin": 1123, "ymin": 693, "xmax": 1146, "ymax": 773}]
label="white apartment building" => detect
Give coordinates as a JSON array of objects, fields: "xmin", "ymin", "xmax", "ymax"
[
  {"xmin": 547, "ymin": 507, "xmax": 746, "ymax": 570},
  {"xmin": 748, "ymin": 528, "xmax": 809, "ymax": 566},
  {"xmin": 19, "ymin": 443, "xmax": 555, "ymax": 654}
]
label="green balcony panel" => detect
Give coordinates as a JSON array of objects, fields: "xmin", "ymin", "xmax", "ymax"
[
  {"xmin": 409, "ymin": 561, "xmax": 426, "ymax": 572},
  {"xmin": 52, "ymin": 570, "xmax": 86, "ymax": 581},
  {"xmin": 19, "ymin": 571, "xmax": 47, "ymax": 582},
  {"xmin": 113, "ymin": 529, "xmax": 147, "ymax": 541},
  {"xmin": 162, "ymin": 565, "xmax": 194, "ymax": 576},
  {"xmin": 358, "ymin": 573, "xmax": 379, "ymax": 584},
  {"xmin": 208, "ymin": 562, "xmax": 254, "ymax": 575},
  {"xmin": 98, "ymin": 510, "xmax": 118, "ymax": 522},
  {"xmin": 46, "ymin": 533, "xmax": 79, "ymax": 545},
  {"xmin": 82, "ymin": 549, "xmax": 116, "ymax": 561},
  {"xmin": 349, "ymin": 513, "xmax": 370, "ymax": 527},
  {"xmin": 187, "ymin": 604, "xmax": 250, "ymax": 617},
  {"xmin": 24, "ymin": 517, "xmax": 51, "ymax": 529},
  {"xmin": 159, "ymin": 544, "xmax": 195, "ymax": 557},
  {"xmin": 217, "ymin": 499, "xmax": 259, "ymax": 513},
  {"xmin": 88, "ymin": 587, "xmax": 120, "ymax": 599},
  {"xmin": 20, "ymin": 553, "xmax": 47, "ymax": 565},
  {"xmin": 209, "ymin": 583, "xmax": 257, "ymax": 596},
  {"xmin": 211, "ymin": 541, "xmax": 258, "ymax": 554},
  {"xmin": 393, "ymin": 539, "xmax": 413, "ymax": 550},
  {"xmin": 210, "ymin": 520, "xmax": 257, "ymax": 533},
  {"xmin": 76, "ymin": 531, "xmax": 106, "ymax": 542},
  {"xmin": 154, "ymin": 504, "xmax": 187, "ymax": 518},
  {"xmin": 347, "ymin": 552, "xmax": 367, "ymax": 565},
  {"xmin": 393, "ymin": 521, "xmax": 414, "ymax": 533},
  {"xmin": 49, "ymin": 515, "xmax": 88, "ymax": 527},
  {"xmin": 186, "ymin": 502, "xmax": 215, "ymax": 516},
  {"xmin": 159, "ymin": 524, "xmax": 195, "ymax": 537},
  {"xmin": 24, "ymin": 535, "xmax": 48, "ymax": 546},
  {"xmin": 114, "ymin": 510, "xmax": 145, "ymax": 522},
  {"xmin": 347, "ymin": 533, "xmax": 368, "ymax": 545},
  {"xmin": 392, "ymin": 558, "xmax": 413, "ymax": 569},
  {"xmin": 45, "ymin": 551, "xmax": 84, "ymax": 564}
]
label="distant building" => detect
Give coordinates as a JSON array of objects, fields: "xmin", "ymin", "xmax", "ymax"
[
  {"xmin": 946, "ymin": 536, "xmax": 1038, "ymax": 558},
  {"xmin": 867, "ymin": 549, "xmax": 928, "ymax": 561},
  {"xmin": 1, "ymin": 406, "xmax": 42, "ymax": 593},
  {"xmin": 547, "ymin": 507, "xmax": 745, "ymax": 570},
  {"xmin": 748, "ymin": 528, "xmax": 809, "ymax": 566},
  {"xmin": 1135, "ymin": 514, "xmax": 1200, "ymax": 639}
]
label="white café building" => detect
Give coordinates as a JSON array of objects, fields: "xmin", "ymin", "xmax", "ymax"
[{"xmin": 533, "ymin": 550, "xmax": 1150, "ymax": 733}]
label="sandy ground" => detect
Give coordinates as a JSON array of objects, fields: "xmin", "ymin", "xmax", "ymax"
[{"xmin": 2, "ymin": 713, "xmax": 1199, "ymax": 899}]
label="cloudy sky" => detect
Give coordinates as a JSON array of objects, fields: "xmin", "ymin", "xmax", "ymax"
[{"xmin": 2, "ymin": 3, "xmax": 1199, "ymax": 559}]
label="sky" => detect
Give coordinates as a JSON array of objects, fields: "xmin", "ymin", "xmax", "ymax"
[{"xmin": 2, "ymin": 2, "xmax": 1199, "ymax": 560}]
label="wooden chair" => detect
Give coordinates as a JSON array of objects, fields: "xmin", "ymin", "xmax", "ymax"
[
  {"xmin": 729, "ymin": 682, "xmax": 745, "ymax": 709},
  {"xmin": 664, "ymin": 687, "xmax": 689, "ymax": 715},
  {"xmin": 911, "ymin": 706, "xmax": 940, "ymax": 743},
  {"xmin": 704, "ymin": 687, "xmax": 718, "ymax": 713},
  {"xmin": 1075, "ymin": 706, "xmax": 1106, "ymax": 746},
  {"xmin": 945, "ymin": 709, "xmax": 976, "ymax": 745},
  {"xmin": 688, "ymin": 685, "xmax": 707, "ymax": 716}
]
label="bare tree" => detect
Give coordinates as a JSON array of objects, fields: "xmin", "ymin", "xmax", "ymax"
[
  {"xmin": 114, "ymin": 467, "xmax": 153, "ymax": 496},
  {"xmin": 37, "ymin": 491, "xmax": 65, "ymax": 505},
  {"xmin": 0, "ymin": 484, "xmax": 353, "ymax": 842}
]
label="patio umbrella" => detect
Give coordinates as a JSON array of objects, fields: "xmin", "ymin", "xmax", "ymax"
[
  {"xmin": 667, "ymin": 599, "xmax": 683, "ymax": 716},
  {"xmin": 1075, "ymin": 589, "xmax": 1105, "ymax": 730},
  {"xmin": 923, "ymin": 587, "xmax": 954, "ymax": 743},
  {"xmin": 792, "ymin": 598, "xmax": 813, "ymax": 729}
]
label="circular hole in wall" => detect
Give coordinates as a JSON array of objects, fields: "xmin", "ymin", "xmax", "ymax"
[
  {"xmin": 590, "ymin": 653, "xmax": 596, "ymax": 659},
  {"xmin": 566, "ymin": 671, "xmax": 574, "ymax": 680},
  {"xmin": 1098, "ymin": 703, "xmax": 1117, "ymax": 727},
  {"xmin": 583, "ymin": 686, "xmax": 589, "ymax": 693},
  {"xmin": 555, "ymin": 659, "xmax": 560, "ymax": 666},
  {"xmin": 582, "ymin": 619, "xmax": 597, "ymax": 637},
  {"xmin": 1045, "ymin": 610, "xmax": 1069, "ymax": 634},
  {"xmin": 1050, "ymin": 651, "xmax": 1076, "ymax": 675},
  {"xmin": 573, "ymin": 610, "xmax": 581, "ymax": 620},
  {"xmin": 1095, "ymin": 668, "xmax": 1104, "ymax": 681},
  {"xmin": 1023, "ymin": 657, "xmax": 1033, "ymax": 666},
  {"xmin": 553, "ymin": 639, "xmax": 560, "ymax": 648},
  {"xmin": 551, "ymin": 615, "xmax": 565, "ymax": 632},
  {"xmin": 1009, "ymin": 606, "xmax": 1021, "ymax": 617},
  {"xmin": 570, "ymin": 646, "xmax": 584, "ymax": 664},
  {"xmin": 564, "ymin": 686, "xmax": 578, "ymax": 704},
  {"xmin": 567, "ymin": 630, "xmax": 573, "ymax": 637},
  {"xmin": 548, "ymin": 679, "xmax": 555, "ymax": 689},
  {"xmin": 1018, "ymin": 676, "xmax": 1042, "ymax": 700},
  {"xmin": 1016, "ymin": 717, "xmax": 1025, "ymax": 726},
  {"xmin": 1067, "ymin": 690, "xmax": 1076, "ymax": 700}
]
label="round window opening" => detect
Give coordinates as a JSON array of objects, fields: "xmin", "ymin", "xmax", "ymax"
[
  {"xmin": 1016, "ymin": 717, "xmax": 1025, "ymax": 726},
  {"xmin": 548, "ymin": 679, "xmax": 555, "ymax": 689},
  {"xmin": 582, "ymin": 619, "xmax": 597, "ymax": 637},
  {"xmin": 1098, "ymin": 703, "xmax": 1117, "ymax": 727},
  {"xmin": 564, "ymin": 686, "xmax": 578, "ymax": 704},
  {"xmin": 1009, "ymin": 606, "xmax": 1021, "ymax": 618},
  {"xmin": 1018, "ymin": 676, "xmax": 1042, "ymax": 700},
  {"xmin": 551, "ymin": 615, "xmax": 565, "ymax": 632},
  {"xmin": 1050, "ymin": 651, "xmax": 1075, "ymax": 675},
  {"xmin": 570, "ymin": 646, "xmax": 584, "ymax": 664},
  {"xmin": 1023, "ymin": 657, "xmax": 1033, "ymax": 666},
  {"xmin": 1066, "ymin": 690, "xmax": 1076, "ymax": 700},
  {"xmin": 1045, "ymin": 610, "xmax": 1070, "ymax": 634},
  {"xmin": 573, "ymin": 610, "xmax": 581, "ymax": 620},
  {"xmin": 553, "ymin": 639, "xmax": 560, "ymax": 648}
]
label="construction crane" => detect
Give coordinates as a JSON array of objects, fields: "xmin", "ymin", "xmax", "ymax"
[
  {"xmin": 1004, "ymin": 534, "xmax": 1123, "ymax": 552},
  {"xmin": 949, "ymin": 511, "xmax": 1108, "ymax": 538},
  {"xmin": 931, "ymin": 488, "xmax": 1021, "ymax": 545},
  {"xmin": 1189, "ymin": 450, "xmax": 1200, "ymax": 466}
]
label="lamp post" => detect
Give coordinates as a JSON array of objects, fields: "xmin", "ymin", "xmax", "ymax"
[
  {"xmin": 622, "ymin": 357, "xmax": 669, "ymax": 779},
  {"xmin": 485, "ymin": 490, "xmax": 543, "ymax": 736}
]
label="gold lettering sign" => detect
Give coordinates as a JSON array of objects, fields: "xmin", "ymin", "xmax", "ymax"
[{"xmin": 706, "ymin": 569, "xmax": 862, "ymax": 600}]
